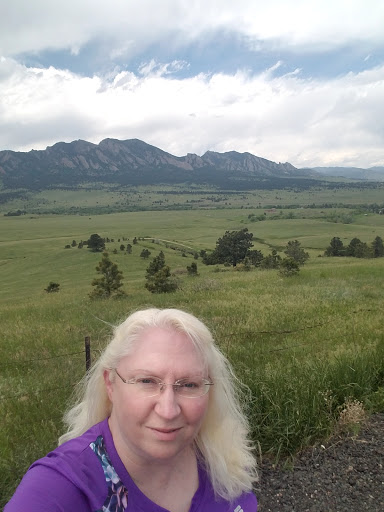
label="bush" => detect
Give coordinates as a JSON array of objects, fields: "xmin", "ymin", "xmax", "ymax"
[
  {"xmin": 44, "ymin": 282, "xmax": 60, "ymax": 293},
  {"xmin": 279, "ymin": 258, "xmax": 300, "ymax": 277},
  {"xmin": 186, "ymin": 262, "xmax": 199, "ymax": 276}
]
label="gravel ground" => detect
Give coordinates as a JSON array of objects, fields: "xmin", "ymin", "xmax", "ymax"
[{"xmin": 254, "ymin": 413, "xmax": 384, "ymax": 512}]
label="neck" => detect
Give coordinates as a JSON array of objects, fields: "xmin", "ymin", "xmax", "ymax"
[
  {"xmin": 123, "ymin": 445, "xmax": 197, "ymax": 486},
  {"xmin": 124, "ymin": 447, "xmax": 199, "ymax": 512}
]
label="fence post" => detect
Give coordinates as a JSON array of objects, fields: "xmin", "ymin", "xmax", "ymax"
[{"xmin": 85, "ymin": 336, "xmax": 91, "ymax": 371}]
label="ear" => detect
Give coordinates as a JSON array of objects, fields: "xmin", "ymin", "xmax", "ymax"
[{"xmin": 103, "ymin": 369, "xmax": 114, "ymax": 402}]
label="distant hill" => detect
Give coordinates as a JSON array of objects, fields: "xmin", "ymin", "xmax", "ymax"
[
  {"xmin": 0, "ymin": 138, "xmax": 320, "ymax": 190},
  {"xmin": 312, "ymin": 166, "xmax": 384, "ymax": 182}
]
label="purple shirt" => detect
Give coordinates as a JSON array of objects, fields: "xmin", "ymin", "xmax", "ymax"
[{"xmin": 5, "ymin": 419, "xmax": 257, "ymax": 512}]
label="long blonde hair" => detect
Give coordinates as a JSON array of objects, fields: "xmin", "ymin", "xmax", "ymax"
[{"xmin": 59, "ymin": 308, "xmax": 257, "ymax": 500}]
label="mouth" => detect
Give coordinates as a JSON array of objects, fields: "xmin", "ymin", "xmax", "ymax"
[{"xmin": 151, "ymin": 427, "xmax": 181, "ymax": 433}]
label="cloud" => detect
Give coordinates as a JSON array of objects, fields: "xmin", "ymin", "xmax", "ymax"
[
  {"xmin": 1, "ymin": 54, "xmax": 383, "ymax": 167},
  {"xmin": 2, "ymin": 1, "xmax": 383, "ymax": 59}
]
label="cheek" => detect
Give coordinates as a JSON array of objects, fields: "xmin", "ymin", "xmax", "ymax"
[
  {"xmin": 115, "ymin": 394, "xmax": 153, "ymax": 422},
  {"xmin": 187, "ymin": 398, "xmax": 209, "ymax": 424}
]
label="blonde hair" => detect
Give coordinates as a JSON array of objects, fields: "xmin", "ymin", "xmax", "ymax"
[{"xmin": 59, "ymin": 308, "xmax": 257, "ymax": 500}]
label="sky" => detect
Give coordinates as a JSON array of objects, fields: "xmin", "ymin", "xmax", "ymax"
[{"xmin": 1, "ymin": 0, "xmax": 384, "ymax": 169}]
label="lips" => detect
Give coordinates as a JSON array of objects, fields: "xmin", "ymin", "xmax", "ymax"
[
  {"xmin": 148, "ymin": 426, "xmax": 182, "ymax": 440},
  {"xmin": 151, "ymin": 427, "xmax": 181, "ymax": 433}
]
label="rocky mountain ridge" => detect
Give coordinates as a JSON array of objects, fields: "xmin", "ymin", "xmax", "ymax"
[{"xmin": 0, "ymin": 138, "xmax": 313, "ymax": 190}]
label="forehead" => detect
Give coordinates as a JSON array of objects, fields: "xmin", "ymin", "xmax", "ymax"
[{"xmin": 121, "ymin": 326, "xmax": 206, "ymax": 373}]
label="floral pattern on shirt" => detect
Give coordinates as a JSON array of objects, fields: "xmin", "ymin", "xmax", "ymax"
[{"xmin": 90, "ymin": 435, "xmax": 128, "ymax": 512}]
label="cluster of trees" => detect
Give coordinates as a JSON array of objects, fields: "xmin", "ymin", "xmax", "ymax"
[
  {"xmin": 325, "ymin": 236, "xmax": 384, "ymax": 258},
  {"xmin": 4, "ymin": 209, "xmax": 26, "ymax": 217},
  {"xmin": 64, "ymin": 234, "xmax": 135, "ymax": 252},
  {"xmin": 202, "ymin": 228, "xmax": 309, "ymax": 276},
  {"xmin": 86, "ymin": 249, "xmax": 181, "ymax": 298}
]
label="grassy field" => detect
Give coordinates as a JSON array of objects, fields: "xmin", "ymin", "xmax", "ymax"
[
  {"xmin": 2, "ymin": 180, "xmax": 384, "ymax": 215},
  {"xmin": 1, "ymin": 204, "xmax": 384, "ymax": 506}
]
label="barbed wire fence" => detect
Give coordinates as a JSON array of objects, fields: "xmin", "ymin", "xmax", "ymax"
[
  {"xmin": 0, "ymin": 309, "xmax": 377, "ymax": 403},
  {"xmin": 0, "ymin": 337, "xmax": 93, "ymax": 403}
]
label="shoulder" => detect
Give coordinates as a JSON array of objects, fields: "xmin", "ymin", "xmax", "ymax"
[
  {"xmin": 4, "ymin": 464, "xmax": 91, "ymax": 512},
  {"xmin": 197, "ymin": 465, "xmax": 257, "ymax": 511},
  {"xmin": 5, "ymin": 421, "xmax": 109, "ymax": 512}
]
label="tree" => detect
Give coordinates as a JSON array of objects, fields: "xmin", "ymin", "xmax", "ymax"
[
  {"xmin": 261, "ymin": 250, "xmax": 281, "ymax": 269},
  {"xmin": 346, "ymin": 238, "xmax": 363, "ymax": 257},
  {"xmin": 346, "ymin": 238, "xmax": 371, "ymax": 258},
  {"xmin": 284, "ymin": 240, "xmax": 309, "ymax": 265},
  {"xmin": 206, "ymin": 228, "xmax": 254, "ymax": 266},
  {"xmin": 186, "ymin": 262, "xmax": 199, "ymax": 276},
  {"xmin": 146, "ymin": 251, "xmax": 166, "ymax": 277},
  {"xmin": 247, "ymin": 249, "xmax": 264, "ymax": 267},
  {"xmin": 45, "ymin": 282, "xmax": 60, "ymax": 293},
  {"xmin": 325, "ymin": 237, "xmax": 345, "ymax": 256},
  {"xmin": 120, "ymin": 244, "xmax": 125, "ymax": 251},
  {"xmin": 145, "ymin": 266, "xmax": 178, "ymax": 293},
  {"xmin": 71, "ymin": 239, "xmax": 77, "ymax": 247},
  {"xmin": 145, "ymin": 252, "xmax": 177, "ymax": 293},
  {"xmin": 372, "ymin": 236, "xmax": 384, "ymax": 258},
  {"xmin": 279, "ymin": 258, "xmax": 300, "ymax": 277},
  {"xmin": 89, "ymin": 252, "xmax": 125, "ymax": 299},
  {"xmin": 87, "ymin": 233, "xmax": 105, "ymax": 252},
  {"xmin": 140, "ymin": 249, "xmax": 151, "ymax": 259}
]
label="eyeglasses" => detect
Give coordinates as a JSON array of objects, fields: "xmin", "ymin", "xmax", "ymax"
[{"xmin": 113, "ymin": 369, "xmax": 213, "ymax": 398}]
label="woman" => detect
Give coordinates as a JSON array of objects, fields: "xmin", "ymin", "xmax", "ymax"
[{"xmin": 6, "ymin": 308, "xmax": 257, "ymax": 511}]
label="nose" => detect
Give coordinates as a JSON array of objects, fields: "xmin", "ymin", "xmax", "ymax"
[{"xmin": 154, "ymin": 385, "xmax": 181, "ymax": 419}]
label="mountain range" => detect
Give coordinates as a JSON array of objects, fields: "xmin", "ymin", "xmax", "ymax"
[
  {"xmin": 0, "ymin": 138, "xmax": 383, "ymax": 190},
  {"xmin": 0, "ymin": 138, "xmax": 315, "ymax": 190}
]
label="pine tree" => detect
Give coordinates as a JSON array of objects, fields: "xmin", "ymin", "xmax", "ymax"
[
  {"xmin": 372, "ymin": 236, "xmax": 384, "ymax": 258},
  {"xmin": 146, "ymin": 251, "xmax": 165, "ymax": 277},
  {"xmin": 284, "ymin": 240, "xmax": 309, "ymax": 265},
  {"xmin": 89, "ymin": 252, "xmax": 125, "ymax": 299},
  {"xmin": 186, "ymin": 262, "xmax": 199, "ymax": 276},
  {"xmin": 325, "ymin": 237, "xmax": 345, "ymax": 256},
  {"xmin": 145, "ymin": 251, "xmax": 177, "ymax": 293}
]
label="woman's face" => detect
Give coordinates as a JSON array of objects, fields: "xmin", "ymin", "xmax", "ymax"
[{"xmin": 104, "ymin": 326, "xmax": 210, "ymax": 466}]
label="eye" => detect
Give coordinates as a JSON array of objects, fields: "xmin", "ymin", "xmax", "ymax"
[
  {"xmin": 136, "ymin": 377, "xmax": 159, "ymax": 385},
  {"xmin": 179, "ymin": 379, "xmax": 200, "ymax": 389}
]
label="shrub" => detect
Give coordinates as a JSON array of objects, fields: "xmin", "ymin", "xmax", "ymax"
[{"xmin": 44, "ymin": 282, "xmax": 60, "ymax": 293}]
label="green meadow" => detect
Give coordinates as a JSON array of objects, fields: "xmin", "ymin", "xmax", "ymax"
[
  {"xmin": 1, "ymin": 198, "xmax": 384, "ymax": 506},
  {"xmin": 3, "ymin": 180, "xmax": 384, "ymax": 214}
]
